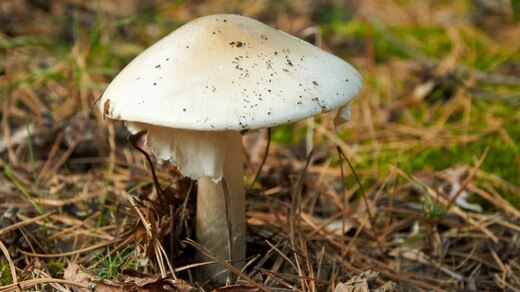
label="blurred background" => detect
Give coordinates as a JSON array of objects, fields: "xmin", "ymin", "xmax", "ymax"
[
  {"xmin": 1, "ymin": 0, "xmax": 519, "ymax": 290},
  {"xmin": 2, "ymin": 0, "xmax": 518, "ymax": 188}
]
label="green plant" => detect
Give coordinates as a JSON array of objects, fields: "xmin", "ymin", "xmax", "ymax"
[
  {"xmin": 0, "ymin": 259, "xmax": 12, "ymax": 286},
  {"xmin": 93, "ymin": 245, "xmax": 138, "ymax": 281}
]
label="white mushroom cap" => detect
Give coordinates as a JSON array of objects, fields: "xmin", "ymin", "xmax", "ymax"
[
  {"xmin": 101, "ymin": 14, "xmax": 362, "ymax": 131},
  {"xmin": 100, "ymin": 14, "xmax": 363, "ymax": 181}
]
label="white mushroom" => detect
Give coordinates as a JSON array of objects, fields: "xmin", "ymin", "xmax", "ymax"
[{"xmin": 100, "ymin": 14, "xmax": 363, "ymax": 282}]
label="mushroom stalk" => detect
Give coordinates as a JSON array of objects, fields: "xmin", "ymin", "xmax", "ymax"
[{"xmin": 196, "ymin": 131, "xmax": 245, "ymax": 282}]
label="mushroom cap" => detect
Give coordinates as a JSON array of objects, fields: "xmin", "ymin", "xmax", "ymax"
[{"xmin": 100, "ymin": 14, "xmax": 362, "ymax": 131}]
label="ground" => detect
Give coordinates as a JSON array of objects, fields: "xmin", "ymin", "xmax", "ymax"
[{"xmin": 1, "ymin": 0, "xmax": 519, "ymax": 291}]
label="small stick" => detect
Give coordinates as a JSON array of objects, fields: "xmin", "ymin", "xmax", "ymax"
[
  {"xmin": 0, "ymin": 213, "xmax": 52, "ymax": 236},
  {"xmin": 248, "ymin": 128, "xmax": 271, "ymax": 190},
  {"xmin": 172, "ymin": 181, "xmax": 193, "ymax": 243},
  {"xmin": 18, "ymin": 239, "xmax": 120, "ymax": 258},
  {"xmin": 183, "ymin": 239, "xmax": 269, "ymax": 292},
  {"xmin": 446, "ymin": 147, "xmax": 488, "ymax": 208},
  {"xmin": 289, "ymin": 149, "xmax": 314, "ymax": 290},
  {"xmin": 0, "ymin": 240, "xmax": 18, "ymax": 290},
  {"xmin": 0, "ymin": 278, "xmax": 88, "ymax": 292},
  {"xmin": 127, "ymin": 130, "xmax": 164, "ymax": 198},
  {"xmin": 336, "ymin": 146, "xmax": 347, "ymax": 260},
  {"xmin": 337, "ymin": 147, "xmax": 387, "ymax": 261},
  {"xmin": 221, "ymin": 178, "xmax": 234, "ymax": 282}
]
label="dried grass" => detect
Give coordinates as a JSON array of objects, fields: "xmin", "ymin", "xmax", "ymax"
[{"xmin": 1, "ymin": 0, "xmax": 519, "ymax": 291}]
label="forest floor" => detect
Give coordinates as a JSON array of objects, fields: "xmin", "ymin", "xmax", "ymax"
[{"xmin": 1, "ymin": 0, "xmax": 519, "ymax": 291}]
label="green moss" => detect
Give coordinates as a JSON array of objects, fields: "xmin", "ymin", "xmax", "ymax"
[
  {"xmin": 0, "ymin": 260, "xmax": 12, "ymax": 286},
  {"xmin": 313, "ymin": 3, "xmax": 356, "ymax": 24},
  {"xmin": 396, "ymin": 26, "xmax": 453, "ymax": 57},
  {"xmin": 49, "ymin": 260, "xmax": 64, "ymax": 278},
  {"xmin": 346, "ymin": 101, "xmax": 519, "ymax": 206},
  {"xmin": 271, "ymin": 124, "xmax": 309, "ymax": 147}
]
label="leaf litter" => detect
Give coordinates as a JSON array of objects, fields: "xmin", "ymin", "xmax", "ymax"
[{"xmin": 1, "ymin": 0, "xmax": 520, "ymax": 291}]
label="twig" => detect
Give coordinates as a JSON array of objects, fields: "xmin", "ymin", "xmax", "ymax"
[
  {"xmin": 289, "ymin": 149, "xmax": 314, "ymax": 290},
  {"xmin": 337, "ymin": 147, "xmax": 387, "ymax": 261},
  {"xmin": 336, "ymin": 146, "xmax": 347, "ymax": 260},
  {"xmin": 183, "ymin": 239, "xmax": 269, "ymax": 292},
  {"xmin": 128, "ymin": 129, "xmax": 164, "ymax": 197},
  {"xmin": 43, "ymin": 137, "xmax": 80, "ymax": 185},
  {"xmin": 248, "ymin": 128, "xmax": 271, "ymax": 190},
  {"xmin": 246, "ymin": 239, "xmax": 279, "ymax": 279},
  {"xmin": 0, "ymin": 240, "xmax": 19, "ymax": 291},
  {"xmin": 0, "ymin": 212, "xmax": 52, "ymax": 236},
  {"xmin": 258, "ymin": 269, "xmax": 300, "ymax": 291},
  {"xmin": 265, "ymin": 240, "xmax": 298, "ymax": 273},
  {"xmin": 18, "ymin": 239, "xmax": 121, "ymax": 257},
  {"xmin": 172, "ymin": 181, "xmax": 193, "ymax": 246},
  {"xmin": 383, "ymin": 166, "xmax": 399, "ymax": 239},
  {"xmin": 157, "ymin": 240, "xmax": 177, "ymax": 279},
  {"xmin": 446, "ymin": 147, "xmax": 488, "ymax": 207},
  {"xmin": 0, "ymin": 278, "xmax": 88, "ymax": 292},
  {"xmin": 221, "ymin": 178, "xmax": 234, "ymax": 282},
  {"xmin": 38, "ymin": 131, "xmax": 64, "ymax": 185}
]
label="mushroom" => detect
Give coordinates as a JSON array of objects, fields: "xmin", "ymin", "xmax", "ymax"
[{"xmin": 99, "ymin": 14, "xmax": 363, "ymax": 282}]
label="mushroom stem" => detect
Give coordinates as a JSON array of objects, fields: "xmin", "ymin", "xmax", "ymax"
[{"xmin": 196, "ymin": 131, "xmax": 245, "ymax": 282}]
